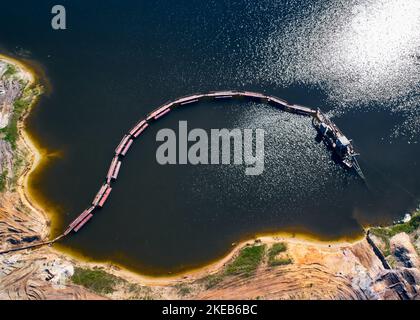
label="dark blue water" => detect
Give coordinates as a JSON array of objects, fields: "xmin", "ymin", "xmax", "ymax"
[{"xmin": 1, "ymin": 0, "xmax": 419, "ymax": 275}]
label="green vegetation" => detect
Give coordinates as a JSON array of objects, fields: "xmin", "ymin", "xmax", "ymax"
[
  {"xmin": 174, "ymin": 283, "xmax": 191, "ymax": 297},
  {"xmin": 128, "ymin": 283, "xmax": 141, "ymax": 293},
  {"xmin": 3, "ymin": 64, "xmax": 17, "ymax": 78},
  {"xmin": 370, "ymin": 211, "xmax": 420, "ymax": 239},
  {"xmin": 0, "ymin": 98, "xmax": 30, "ymax": 149},
  {"xmin": 200, "ymin": 244, "xmax": 266, "ymax": 289},
  {"xmin": 9, "ymin": 155, "xmax": 24, "ymax": 190},
  {"xmin": 267, "ymin": 242, "xmax": 292, "ymax": 266},
  {"xmin": 370, "ymin": 211, "xmax": 420, "ymax": 257},
  {"xmin": 225, "ymin": 244, "xmax": 266, "ymax": 277},
  {"xmin": 71, "ymin": 267, "xmax": 123, "ymax": 295},
  {"xmin": 127, "ymin": 283, "xmax": 154, "ymax": 300},
  {"xmin": 268, "ymin": 243, "xmax": 287, "ymax": 258},
  {"xmin": 0, "ymin": 82, "xmax": 42, "ymax": 150},
  {"xmin": 0, "ymin": 170, "xmax": 8, "ymax": 192},
  {"xmin": 201, "ymin": 242, "xmax": 294, "ymax": 289},
  {"xmin": 202, "ymin": 274, "xmax": 224, "ymax": 289},
  {"xmin": 269, "ymin": 257, "xmax": 293, "ymax": 266}
]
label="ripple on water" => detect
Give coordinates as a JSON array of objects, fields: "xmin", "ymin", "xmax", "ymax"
[
  {"xmin": 233, "ymin": 0, "xmax": 420, "ymax": 140},
  {"xmin": 184, "ymin": 102, "xmax": 359, "ymax": 230}
]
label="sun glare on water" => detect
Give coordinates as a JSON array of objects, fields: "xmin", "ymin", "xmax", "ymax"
[
  {"xmin": 337, "ymin": 0, "xmax": 420, "ymax": 102},
  {"xmin": 241, "ymin": 0, "xmax": 420, "ymax": 139}
]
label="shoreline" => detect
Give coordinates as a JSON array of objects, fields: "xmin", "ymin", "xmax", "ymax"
[
  {"xmin": 0, "ymin": 53, "xmax": 404, "ymax": 288},
  {"xmin": 0, "ymin": 53, "xmax": 51, "ymax": 239},
  {"xmin": 55, "ymin": 230, "xmax": 367, "ymax": 286}
]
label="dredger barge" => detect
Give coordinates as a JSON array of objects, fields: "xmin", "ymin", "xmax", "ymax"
[{"xmin": 312, "ymin": 109, "xmax": 364, "ymax": 178}]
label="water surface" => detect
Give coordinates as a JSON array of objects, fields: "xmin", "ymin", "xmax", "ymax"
[{"xmin": 0, "ymin": 0, "xmax": 419, "ymax": 274}]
